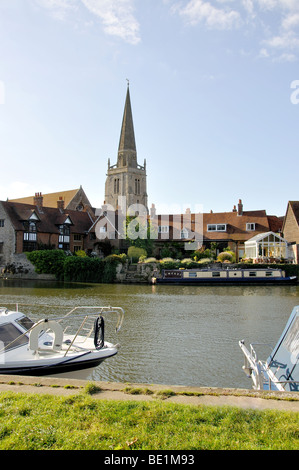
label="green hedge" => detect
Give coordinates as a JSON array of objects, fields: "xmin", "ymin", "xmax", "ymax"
[
  {"xmin": 26, "ymin": 250, "xmax": 66, "ymax": 279},
  {"xmin": 26, "ymin": 250, "xmax": 123, "ymax": 283}
]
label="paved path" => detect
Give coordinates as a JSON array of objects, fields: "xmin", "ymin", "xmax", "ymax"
[{"xmin": 0, "ymin": 375, "xmax": 298, "ymax": 412}]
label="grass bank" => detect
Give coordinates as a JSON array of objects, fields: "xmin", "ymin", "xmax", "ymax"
[{"xmin": 0, "ymin": 390, "xmax": 298, "ymax": 450}]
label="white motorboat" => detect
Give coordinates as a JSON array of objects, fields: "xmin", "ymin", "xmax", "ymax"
[
  {"xmin": 0, "ymin": 305, "xmax": 124, "ymax": 376},
  {"xmin": 239, "ymin": 305, "xmax": 299, "ymax": 392}
]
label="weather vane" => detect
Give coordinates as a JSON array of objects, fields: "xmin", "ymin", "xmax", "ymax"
[{"xmin": 126, "ymin": 78, "xmax": 130, "ymax": 87}]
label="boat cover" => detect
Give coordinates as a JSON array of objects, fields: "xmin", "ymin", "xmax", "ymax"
[{"xmin": 267, "ymin": 306, "xmax": 299, "ymax": 391}]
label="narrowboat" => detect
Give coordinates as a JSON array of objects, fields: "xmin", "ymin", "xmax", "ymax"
[{"xmin": 152, "ymin": 268, "xmax": 297, "ymax": 285}]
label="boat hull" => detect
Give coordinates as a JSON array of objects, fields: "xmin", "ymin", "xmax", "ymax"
[
  {"xmin": 0, "ymin": 351, "xmax": 118, "ymax": 376},
  {"xmin": 153, "ymin": 268, "xmax": 297, "ymax": 285},
  {"xmin": 155, "ymin": 277, "xmax": 297, "ymax": 285}
]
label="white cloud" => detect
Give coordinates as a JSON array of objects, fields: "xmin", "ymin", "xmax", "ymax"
[
  {"xmin": 34, "ymin": 0, "xmax": 140, "ymax": 45},
  {"xmin": 180, "ymin": 0, "xmax": 240, "ymax": 29},
  {"xmin": 282, "ymin": 13, "xmax": 299, "ymax": 30},
  {"xmin": 179, "ymin": 0, "xmax": 241, "ymax": 29},
  {"xmin": 173, "ymin": 0, "xmax": 299, "ymax": 60},
  {"xmin": 81, "ymin": 0, "xmax": 140, "ymax": 45}
]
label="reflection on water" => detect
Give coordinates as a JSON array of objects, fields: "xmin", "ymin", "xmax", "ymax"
[{"xmin": 0, "ymin": 279, "xmax": 299, "ymax": 389}]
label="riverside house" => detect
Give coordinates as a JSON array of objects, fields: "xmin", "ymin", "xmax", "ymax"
[
  {"xmin": 282, "ymin": 201, "xmax": 299, "ymax": 263},
  {"xmin": 0, "ymin": 193, "xmax": 98, "ymax": 268},
  {"xmin": 149, "ymin": 199, "xmax": 284, "ymax": 261}
]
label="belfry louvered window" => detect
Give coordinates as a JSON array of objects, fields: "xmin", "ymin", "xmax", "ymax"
[
  {"xmin": 135, "ymin": 179, "xmax": 140, "ymax": 195},
  {"xmin": 114, "ymin": 178, "xmax": 120, "ymax": 194}
]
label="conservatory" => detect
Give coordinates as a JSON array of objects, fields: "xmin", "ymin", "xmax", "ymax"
[{"xmin": 244, "ymin": 232, "xmax": 290, "ymax": 262}]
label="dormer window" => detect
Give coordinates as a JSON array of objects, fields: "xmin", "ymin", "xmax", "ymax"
[
  {"xmin": 207, "ymin": 224, "xmax": 227, "ymax": 232},
  {"xmin": 246, "ymin": 223, "xmax": 256, "ymax": 231},
  {"xmin": 180, "ymin": 228, "xmax": 189, "ymax": 239}
]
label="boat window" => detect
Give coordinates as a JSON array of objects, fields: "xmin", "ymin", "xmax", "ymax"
[
  {"xmin": 16, "ymin": 316, "xmax": 35, "ymax": 331},
  {"xmin": 164, "ymin": 270, "xmax": 182, "ymax": 279},
  {"xmin": 0, "ymin": 323, "xmax": 29, "ymax": 351},
  {"xmin": 188, "ymin": 272, "xmax": 197, "ymax": 278},
  {"xmin": 249, "ymin": 271, "xmax": 257, "ymax": 277},
  {"xmin": 212, "ymin": 272, "xmax": 221, "ymax": 277},
  {"xmin": 266, "ymin": 271, "xmax": 273, "ymax": 277}
]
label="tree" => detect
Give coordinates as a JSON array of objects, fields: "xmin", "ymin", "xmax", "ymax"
[{"xmin": 125, "ymin": 216, "xmax": 156, "ymax": 256}]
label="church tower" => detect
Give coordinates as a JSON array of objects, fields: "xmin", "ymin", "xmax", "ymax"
[{"xmin": 105, "ymin": 84, "xmax": 148, "ymax": 213}]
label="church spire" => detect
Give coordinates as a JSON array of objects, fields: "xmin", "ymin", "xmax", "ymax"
[
  {"xmin": 105, "ymin": 83, "xmax": 148, "ymax": 214},
  {"xmin": 118, "ymin": 82, "xmax": 137, "ymax": 167}
]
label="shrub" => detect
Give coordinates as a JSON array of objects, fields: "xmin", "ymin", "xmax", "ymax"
[
  {"xmin": 198, "ymin": 258, "xmax": 212, "ymax": 264},
  {"xmin": 217, "ymin": 251, "xmax": 236, "ymax": 263},
  {"xmin": 142, "ymin": 257, "xmax": 158, "ymax": 263},
  {"xmin": 127, "ymin": 246, "xmax": 147, "ymax": 262},
  {"xmin": 160, "ymin": 258, "xmax": 180, "ymax": 270},
  {"xmin": 26, "ymin": 250, "xmax": 121, "ymax": 283},
  {"xmin": 26, "ymin": 250, "xmax": 66, "ymax": 279},
  {"xmin": 63, "ymin": 257, "xmax": 105, "ymax": 283},
  {"xmin": 105, "ymin": 254, "xmax": 127, "ymax": 264},
  {"xmin": 74, "ymin": 250, "xmax": 87, "ymax": 258}
]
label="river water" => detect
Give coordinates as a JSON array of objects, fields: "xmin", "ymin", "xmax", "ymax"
[{"xmin": 0, "ymin": 279, "xmax": 299, "ymax": 389}]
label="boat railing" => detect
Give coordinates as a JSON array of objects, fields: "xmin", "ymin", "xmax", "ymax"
[
  {"xmin": 56, "ymin": 306, "xmax": 124, "ymax": 333},
  {"xmin": 0, "ymin": 306, "xmax": 124, "ymax": 355},
  {"xmin": 249, "ymin": 342, "xmax": 274, "ymax": 361},
  {"xmin": 266, "ymin": 378, "xmax": 299, "ymax": 391}
]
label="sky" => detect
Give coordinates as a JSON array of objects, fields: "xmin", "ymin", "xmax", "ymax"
[{"xmin": 0, "ymin": 0, "xmax": 298, "ymax": 217}]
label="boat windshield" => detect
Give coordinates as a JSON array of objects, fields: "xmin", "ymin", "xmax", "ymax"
[
  {"xmin": 16, "ymin": 316, "xmax": 35, "ymax": 331},
  {"xmin": 0, "ymin": 323, "xmax": 29, "ymax": 351}
]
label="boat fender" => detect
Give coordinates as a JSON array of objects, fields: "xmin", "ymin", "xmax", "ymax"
[
  {"xmin": 29, "ymin": 319, "xmax": 64, "ymax": 352},
  {"xmin": 94, "ymin": 316, "xmax": 105, "ymax": 350}
]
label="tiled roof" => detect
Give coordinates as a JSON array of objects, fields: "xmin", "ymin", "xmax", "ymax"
[
  {"xmin": 1, "ymin": 201, "xmax": 93, "ymax": 234},
  {"xmin": 154, "ymin": 209, "xmax": 282, "ymax": 242},
  {"xmin": 9, "ymin": 189, "xmax": 81, "ymax": 209},
  {"xmin": 289, "ymin": 201, "xmax": 299, "ymax": 226}
]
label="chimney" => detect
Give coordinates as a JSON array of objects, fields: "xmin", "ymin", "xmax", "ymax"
[
  {"xmin": 185, "ymin": 208, "xmax": 191, "ymax": 214},
  {"xmin": 238, "ymin": 199, "xmax": 243, "ymax": 216},
  {"xmin": 150, "ymin": 203, "xmax": 156, "ymax": 218},
  {"xmin": 232, "ymin": 205, "xmax": 237, "ymax": 212},
  {"xmin": 57, "ymin": 196, "xmax": 65, "ymax": 211},
  {"xmin": 34, "ymin": 192, "xmax": 43, "ymax": 212}
]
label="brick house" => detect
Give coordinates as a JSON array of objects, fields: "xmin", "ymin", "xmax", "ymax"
[
  {"xmin": 282, "ymin": 201, "xmax": 299, "ymax": 263},
  {"xmin": 149, "ymin": 199, "xmax": 284, "ymax": 260},
  {"xmin": 0, "ymin": 194, "xmax": 98, "ymax": 267}
]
